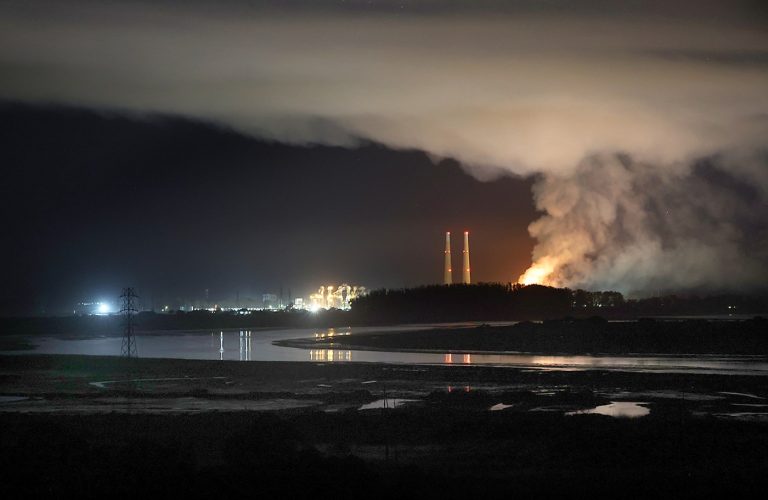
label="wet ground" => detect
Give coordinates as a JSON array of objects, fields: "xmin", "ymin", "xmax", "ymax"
[
  {"xmin": 1, "ymin": 354, "xmax": 767, "ymax": 421},
  {"xmin": 3, "ymin": 354, "xmax": 768, "ymax": 497}
]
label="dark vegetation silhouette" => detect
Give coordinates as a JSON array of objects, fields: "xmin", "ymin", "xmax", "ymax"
[
  {"xmin": 352, "ymin": 283, "xmax": 572, "ymax": 322},
  {"xmin": 352, "ymin": 283, "xmax": 768, "ymax": 323}
]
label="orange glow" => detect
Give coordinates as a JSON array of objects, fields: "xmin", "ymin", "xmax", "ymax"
[{"xmin": 518, "ymin": 257, "xmax": 557, "ymax": 285}]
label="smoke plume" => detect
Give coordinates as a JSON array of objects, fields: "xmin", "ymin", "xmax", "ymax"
[{"xmin": 520, "ymin": 153, "xmax": 768, "ymax": 294}]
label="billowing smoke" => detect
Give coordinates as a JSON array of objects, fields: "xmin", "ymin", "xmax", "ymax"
[
  {"xmin": 1, "ymin": 1, "xmax": 767, "ymax": 294},
  {"xmin": 520, "ymin": 152, "xmax": 768, "ymax": 294}
]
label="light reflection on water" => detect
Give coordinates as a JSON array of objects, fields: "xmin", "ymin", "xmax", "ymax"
[
  {"xmin": 309, "ymin": 349, "xmax": 352, "ymax": 362},
  {"xmin": 443, "ymin": 353, "xmax": 472, "ymax": 364},
  {"xmin": 447, "ymin": 385, "xmax": 472, "ymax": 393},
  {"xmin": 568, "ymin": 402, "xmax": 650, "ymax": 418},
  {"xmin": 11, "ymin": 324, "xmax": 768, "ymax": 375},
  {"xmin": 359, "ymin": 398, "xmax": 417, "ymax": 410}
]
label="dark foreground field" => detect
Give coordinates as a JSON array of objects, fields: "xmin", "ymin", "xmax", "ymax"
[
  {"xmin": 2, "ymin": 355, "xmax": 768, "ymax": 498},
  {"xmin": 3, "ymin": 410, "xmax": 768, "ymax": 499}
]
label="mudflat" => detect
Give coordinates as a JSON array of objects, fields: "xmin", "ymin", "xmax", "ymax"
[{"xmin": 2, "ymin": 354, "xmax": 768, "ymax": 497}]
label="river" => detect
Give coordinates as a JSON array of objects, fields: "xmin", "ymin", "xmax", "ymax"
[{"xmin": 8, "ymin": 323, "xmax": 768, "ymax": 375}]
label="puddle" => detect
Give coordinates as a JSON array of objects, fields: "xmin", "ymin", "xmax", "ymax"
[
  {"xmin": 568, "ymin": 402, "xmax": 650, "ymax": 418},
  {"xmin": 0, "ymin": 396, "xmax": 29, "ymax": 403},
  {"xmin": 714, "ymin": 412, "xmax": 768, "ymax": 422},
  {"xmin": 489, "ymin": 403, "xmax": 513, "ymax": 411},
  {"xmin": 605, "ymin": 390, "xmax": 723, "ymax": 401},
  {"xmin": 358, "ymin": 398, "xmax": 416, "ymax": 410},
  {"xmin": 89, "ymin": 376, "xmax": 227, "ymax": 389},
  {"xmin": 719, "ymin": 392, "xmax": 765, "ymax": 400},
  {"xmin": 530, "ymin": 406, "xmax": 570, "ymax": 412}
]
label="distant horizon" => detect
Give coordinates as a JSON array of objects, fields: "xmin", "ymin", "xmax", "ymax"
[{"xmin": 7, "ymin": 282, "xmax": 768, "ymax": 319}]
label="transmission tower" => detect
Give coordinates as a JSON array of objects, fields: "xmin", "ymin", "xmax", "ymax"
[{"xmin": 120, "ymin": 287, "xmax": 139, "ymax": 358}]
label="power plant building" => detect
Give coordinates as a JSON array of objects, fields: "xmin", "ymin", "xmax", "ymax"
[{"xmin": 309, "ymin": 284, "xmax": 366, "ymax": 311}]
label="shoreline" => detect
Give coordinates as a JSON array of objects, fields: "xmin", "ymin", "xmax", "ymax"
[
  {"xmin": 292, "ymin": 318, "xmax": 768, "ymax": 356},
  {"xmin": 276, "ymin": 337, "xmax": 768, "ymax": 359}
]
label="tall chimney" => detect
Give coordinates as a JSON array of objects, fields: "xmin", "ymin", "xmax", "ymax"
[
  {"xmin": 462, "ymin": 231, "xmax": 471, "ymax": 284},
  {"xmin": 444, "ymin": 232, "xmax": 452, "ymax": 285}
]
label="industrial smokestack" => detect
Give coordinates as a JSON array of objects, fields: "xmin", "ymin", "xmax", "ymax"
[
  {"xmin": 462, "ymin": 231, "xmax": 471, "ymax": 284},
  {"xmin": 444, "ymin": 232, "xmax": 452, "ymax": 285}
]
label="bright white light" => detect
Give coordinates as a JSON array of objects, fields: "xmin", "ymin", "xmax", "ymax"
[
  {"xmin": 97, "ymin": 302, "xmax": 110, "ymax": 314},
  {"xmin": 309, "ymin": 304, "xmax": 320, "ymax": 313}
]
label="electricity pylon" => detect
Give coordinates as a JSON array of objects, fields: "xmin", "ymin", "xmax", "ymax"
[{"xmin": 120, "ymin": 287, "xmax": 139, "ymax": 358}]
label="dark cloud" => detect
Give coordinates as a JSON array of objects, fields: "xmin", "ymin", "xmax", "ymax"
[{"xmin": 0, "ymin": 101, "xmax": 535, "ymax": 314}]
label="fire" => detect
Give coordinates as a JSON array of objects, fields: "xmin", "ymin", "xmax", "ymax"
[{"xmin": 518, "ymin": 257, "xmax": 557, "ymax": 286}]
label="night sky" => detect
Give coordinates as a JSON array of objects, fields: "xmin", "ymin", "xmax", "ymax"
[
  {"xmin": 1, "ymin": 1, "xmax": 767, "ymax": 314},
  {"xmin": 0, "ymin": 101, "xmax": 535, "ymax": 314}
]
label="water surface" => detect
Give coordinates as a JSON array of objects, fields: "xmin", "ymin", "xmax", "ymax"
[{"xmin": 8, "ymin": 325, "xmax": 768, "ymax": 375}]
